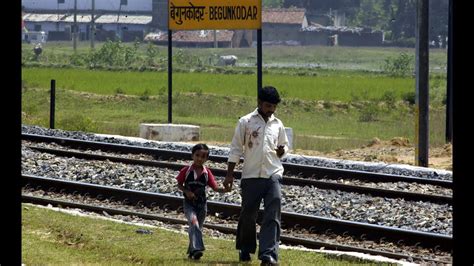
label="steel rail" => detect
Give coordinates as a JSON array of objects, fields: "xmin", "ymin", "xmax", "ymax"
[
  {"xmin": 22, "ymin": 194, "xmax": 450, "ymax": 264},
  {"xmin": 21, "ymin": 174, "xmax": 452, "ymax": 251},
  {"xmin": 28, "ymin": 145, "xmax": 452, "ymax": 204},
  {"xmin": 22, "ymin": 133, "xmax": 452, "ymax": 188}
]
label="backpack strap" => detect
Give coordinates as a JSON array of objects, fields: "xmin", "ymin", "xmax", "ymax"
[{"xmin": 185, "ymin": 164, "xmax": 208, "ymax": 184}]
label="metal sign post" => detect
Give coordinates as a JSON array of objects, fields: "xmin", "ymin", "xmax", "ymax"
[
  {"xmin": 168, "ymin": 29, "xmax": 173, "ymax": 123},
  {"xmin": 50, "ymin": 80, "xmax": 56, "ymax": 129}
]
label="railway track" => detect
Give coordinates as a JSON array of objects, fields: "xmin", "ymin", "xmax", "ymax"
[
  {"xmin": 21, "ymin": 133, "xmax": 452, "ymax": 186},
  {"xmin": 23, "ymin": 133, "xmax": 452, "ymax": 204},
  {"xmin": 22, "ymin": 174, "xmax": 452, "ymax": 264}
]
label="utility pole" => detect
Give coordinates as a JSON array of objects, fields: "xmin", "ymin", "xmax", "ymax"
[
  {"xmin": 214, "ymin": 30, "xmax": 217, "ymax": 48},
  {"xmin": 73, "ymin": 0, "xmax": 77, "ymax": 51},
  {"xmin": 90, "ymin": 0, "xmax": 95, "ymax": 49},
  {"xmin": 415, "ymin": 0, "xmax": 429, "ymax": 167},
  {"xmin": 445, "ymin": 0, "xmax": 453, "ymax": 143},
  {"xmin": 117, "ymin": 1, "xmax": 123, "ymax": 40}
]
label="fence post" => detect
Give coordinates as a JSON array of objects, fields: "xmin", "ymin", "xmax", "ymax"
[{"xmin": 50, "ymin": 79, "xmax": 56, "ymax": 129}]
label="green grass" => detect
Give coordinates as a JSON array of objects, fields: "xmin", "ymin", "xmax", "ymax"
[
  {"xmin": 21, "ymin": 87, "xmax": 447, "ymax": 152},
  {"xmin": 22, "ymin": 204, "xmax": 393, "ymax": 265},
  {"xmin": 21, "ymin": 42, "xmax": 449, "ymax": 152},
  {"xmin": 23, "ymin": 42, "xmax": 448, "ymax": 73},
  {"xmin": 22, "ymin": 67, "xmax": 416, "ymax": 102}
]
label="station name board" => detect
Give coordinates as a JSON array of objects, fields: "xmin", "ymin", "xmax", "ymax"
[{"xmin": 169, "ymin": 0, "xmax": 262, "ymax": 30}]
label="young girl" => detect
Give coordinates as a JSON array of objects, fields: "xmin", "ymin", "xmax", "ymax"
[{"xmin": 176, "ymin": 143, "xmax": 229, "ymax": 260}]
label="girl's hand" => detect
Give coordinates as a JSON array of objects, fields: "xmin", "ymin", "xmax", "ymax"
[{"xmin": 185, "ymin": 191, "xmax": 195, "ymax": 200}]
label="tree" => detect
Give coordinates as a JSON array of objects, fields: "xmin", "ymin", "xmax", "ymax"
[
  {"xmin": 429, "ymin": 0, "xmax": 449, "ymax": 47},
  {"xmin": 348, "ymin": 0, "xmax": 388, "ymax": 29},
  {"xmin": 263, "ymin": 0, "xmax": 284, "ymax": 8},
  {"xmin": 390, "ymin": 0, "xmax": 416, "ymax": 40},
  {"xmin": 283, "ymin": 0, "xmax": 360, "ymax": 11}
]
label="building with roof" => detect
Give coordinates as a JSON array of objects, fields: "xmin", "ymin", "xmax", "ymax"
[
  {"xmin": 93, "ymin": 14, "xmax": 152, "ymax": 41},
  {"xmin": 300, "ymin": 25, "xmax": 384, "ymax": 46},
  {"xmin": 22, "ymin": 0, "xmax": 151, "ymax": 13},
  {"xmin": 22, "ymin": 13, "xmax": 71, "ymax": 41},
  {"xmin": 22, "ymin": 11, "xmax": 152, "ymax": 42},
  {"xmin": 22, "ymin": 1, "xmax": 383, "ymax": 47},
  {"xmin": 257, "ymin": 8, "xmax": 308, "ymax": 45},
  {"xmin": 145, "ymin": 30, "xmax": 236, "ymax": 48},
  {"xmin": 22, "ymin": 0, "xmax": 157, "ymax": 42}
]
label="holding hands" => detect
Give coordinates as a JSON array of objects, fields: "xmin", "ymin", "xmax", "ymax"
[{"xmin": 223, "ymin": 174, "xmax": 234, "ymax": 192}]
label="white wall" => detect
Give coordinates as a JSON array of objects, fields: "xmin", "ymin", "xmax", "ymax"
[
  {"xmin": 25, "ymin": 22, "xmax": 59, "ymax": 33},
  {"xmin": 22, "ymin": 0, "xmax": 152, "ymax": 12},
  {"xmin": 102, "ymin": 23, "xmax": 145, "ymax": 32}
]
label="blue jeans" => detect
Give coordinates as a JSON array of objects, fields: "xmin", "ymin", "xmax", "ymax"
[
  {"xmin": 236, "ymin": 175, "xmax": 282, "ymax": 261},
  {"xmin": 183, "ymin": 200, "xmax": 207, "ymax": 254}
]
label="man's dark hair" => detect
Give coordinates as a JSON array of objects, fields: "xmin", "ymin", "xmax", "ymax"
[
  {"xmin": 258, "ymin": 86, "xmax": 281, "ymax": 104},
  {"xmin": 192, "ymin": 143, "xmax": 209, "ymax": 156}
]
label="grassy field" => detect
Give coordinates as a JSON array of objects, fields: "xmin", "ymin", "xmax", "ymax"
[
  {"xmin": 21, "ymin": 85, "xmax": 447, "ymax": 152},
  {"xmin": 22, "ymin": 204, "xmax": 393, "ymax": 265},
  {"xmin": 22, "ymin": 67, "xmax": 416, "ymax": 101},
  {"xmin": 22, "ymin": 41, "xmax": 448, "ymax": 72},
  {"xmin": 21, "ymin": 42, "xmax": 449, "ymax": 152}
]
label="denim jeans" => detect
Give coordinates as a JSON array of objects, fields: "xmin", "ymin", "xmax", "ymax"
[
  {"xmin": 236, "ymin": 175, "xmax": 282, "ymax": 261},
  {"xmin": 183, "ymin": 200, "xmax": 207, "ymax": 254}
]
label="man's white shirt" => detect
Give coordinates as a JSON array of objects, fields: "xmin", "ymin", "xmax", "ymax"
[{"xmin": 228, "ymin": 108, "xmax": 289, "ymax": 179}]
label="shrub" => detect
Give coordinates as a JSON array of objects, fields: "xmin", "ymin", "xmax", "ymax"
[
  {"xmin": 60, "ymin": 115, "xmax": 98, "ymax": 132},
  {"xmin": 380, "ymin": 90, "xmax": 397, "ymax": 107},
  {"xmin": 86, "ymin": 39, "xmax": 139, "ymax": 67},
  {"xmin": 140, "ymin": 89, "xmax": 151, "ymax": 101},
  {"xmin": 402, "ymin": 91, "xmax": 416, "ymax": 105},
  {"xmin": 146, "ymin": 42, "xmax": 158, "ymax": 66},
  {"xmin": 358, "ymin": 102, "xmax": 380, "ymax": 122},
  {"xmin": 382, "ymin": 52, "xmax": 413, "ymax": 77},
  {"xmin": 115, "ymin": 88, "xmax": 125, "ymax": 95}
]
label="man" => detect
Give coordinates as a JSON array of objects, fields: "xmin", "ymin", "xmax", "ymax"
[{"xmin": 224, "ymin": 86, "xmax": 289, "ymax": 266}]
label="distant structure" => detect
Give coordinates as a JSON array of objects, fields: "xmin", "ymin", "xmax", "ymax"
[
  {"xmin": 22, "ymin": 0, "xmax": 152, "ymax": 42},
  {"xmin": 145, "ymin": 30, "xmax": 236, "ymax": 48},
  {"xmin": 258, "ymin": 8, "xmax": 308, "ymax": 46},
  {"xmin": 151, "ymin": 0, "xmax": 167, "ymax": 30},
  {"xmin": 22, "ymin": 1, "xmax": 384, "ymax": 47}
]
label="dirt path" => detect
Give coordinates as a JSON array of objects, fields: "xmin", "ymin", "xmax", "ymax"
[
  {"xmin": 293, "ymin": 137, "xmax": 453, "ymax": 171},
  {"xmin": 199, "ymin": 137, "xmax": 452, "ymax": 171}
]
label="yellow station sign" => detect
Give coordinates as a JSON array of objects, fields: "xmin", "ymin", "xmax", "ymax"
[{"xmin": 169, "ymin": 0, "xmax": 262, "ymax": 30}]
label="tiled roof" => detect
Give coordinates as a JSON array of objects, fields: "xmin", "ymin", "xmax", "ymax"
[
  {"xmin": 262, "ymin": 8, "xmax": 306, "ymax": 24},
  {"xmin": 94, "ymin": 14, "xmax": 152, "ymax": 25},
  {"xmin": 145, "ymin": 30, "xmax": 234, "ymax": 42},
  {"xmin": 23, "ymin": 12, "xmax": 151, "ymax": 25},
  {"xmin": 23, "ymin": 13, "xmax": 65, "ymax": 22},
  {"xmin": 302, "ymin": 25, "xmax": 383, "ymax": 34},
  {"xmin": 62, "ymin": 14, "xmax": 93, "ymax": 23}
]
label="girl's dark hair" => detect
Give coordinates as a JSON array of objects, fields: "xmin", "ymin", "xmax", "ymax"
[
  {"xmin": 258, "ymin": 86, "xmax": 281, "ymax": 104},
  {"xmin": 192, "ymin": 143, "xmax": 209, "ymax": 155}
]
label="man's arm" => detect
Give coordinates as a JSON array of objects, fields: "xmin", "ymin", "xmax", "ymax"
[
  {"xmin": 225, "ymin": 119, "xmax": 245, "ymax": 190},
  {"xmin": 224, "ymin": 162, "xmax": 236, "ymax": 190},
  {"xmin": 276, "ymin": 122, "xmax": 290, "ymax": 158}
]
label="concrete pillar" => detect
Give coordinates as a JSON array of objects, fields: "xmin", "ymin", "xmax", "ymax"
[{"xmin": 139, "ymin": 123, "xmax": 200, "ymax": 142}]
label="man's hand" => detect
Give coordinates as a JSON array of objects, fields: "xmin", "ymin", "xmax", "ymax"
[
  {"xmin": 223, "ymin": 174, "xmax": 234, "ymax": 191},
  {"xmin": 225, "ymin": 162, "xmax": 236, "ymax": 191},
  {"xmin": 275, "ymin": 145, "xmax": 285, "ymax": 157}
]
